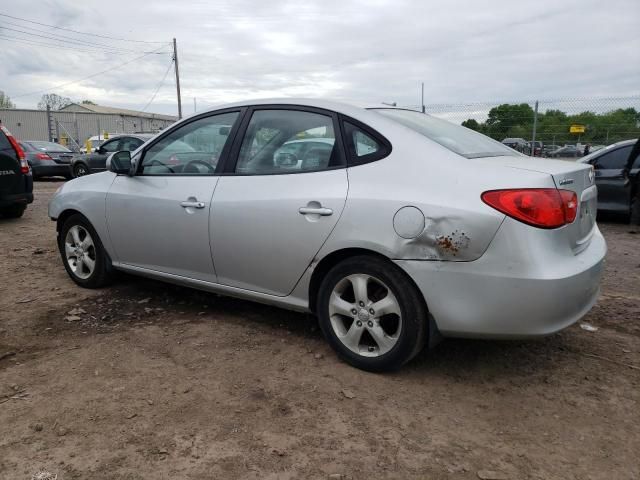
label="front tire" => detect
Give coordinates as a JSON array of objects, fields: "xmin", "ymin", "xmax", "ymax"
[
  {"xmin": 317, "ymin": 255, "xmax": 428, "ymax": 372},
  {"xmin": 58, "ymin": 214, "xmax": 114, "ymax": 288}
]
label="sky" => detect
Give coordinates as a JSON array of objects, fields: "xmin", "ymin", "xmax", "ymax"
[{"xmin": 0, "ymin": 0, "xmax": 639, "ymax": 116}]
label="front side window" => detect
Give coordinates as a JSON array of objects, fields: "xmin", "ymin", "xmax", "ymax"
[
  {"xmin": 235, "ymin": 109, "xmax": 340, "ymax": 175},
  {"xmin": 140, "ymin": 111, "xmax": 239, "ymax": 175},
  {"xmin": 595, "ymin": 146, "xmax": 632, "ymax": 170},
  {"xmin": 374, "ymin": 108, "xmax": 516, "ymax": 159},
  {"xmin": 119, "ymin": 137, "xmax": 144, "ymax": 152},
  {"xmin": 100, "ymin": 139, "xmax": 121, "ymax": 153}
]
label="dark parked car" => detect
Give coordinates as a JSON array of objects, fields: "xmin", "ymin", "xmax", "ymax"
[
  {"xmin": 70, "ymin": 134, "xmax": 152, "ymax": 177},
  {"xmin": 542, "ymin": 144, "xmax": 560, "ymax": 157},
  {"xmin": 501, "ymin": 137, "xmax": 528, "ymax": 153},
  {"xmin": 548, "ymin": 145, "xmax": 581, "ymax": 158},
  {"xmin": 0, "ymin": 125, "xmax": 33, "ymax": 218},
  {"xmin": 530, "ymin": 140, "xmax": 543, "ymax": 156},
  {"xmin": 20, "ymin": 141, "xmax": 74, "ymax": 179},
  {"xmin": 579, "ymin": 139, "xmax": 640, "ymax": 219}
]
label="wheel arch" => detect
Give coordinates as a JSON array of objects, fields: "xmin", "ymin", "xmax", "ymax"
[
  {"xmin": 308, "ymin": 247, "xmax": 428, "ymax": 313},
  {"xmin": 308, "ymin": 247, "xmax": 441, "ymax": 347},
  {"xmin": 56, "ymin": 208, "xmax": 83, "ymax": 233}
]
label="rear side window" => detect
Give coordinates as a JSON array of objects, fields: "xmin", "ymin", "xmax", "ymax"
[
  {"xmin": 374, "ymin": 108, "xmax": 516, "ymax": 159},
  {"xmin": 342, "ymin": 121, "xmax": 390, "ymax": 165}
]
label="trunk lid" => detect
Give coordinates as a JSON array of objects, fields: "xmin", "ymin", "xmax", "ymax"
[{"xmin": 478, "ymin": 156, "xmax": 597, "ymax": 254}]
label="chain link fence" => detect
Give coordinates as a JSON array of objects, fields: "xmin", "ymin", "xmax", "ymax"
[{"xmin": 399, "ymin": 96, "xmax": 640, "ymax": 156}]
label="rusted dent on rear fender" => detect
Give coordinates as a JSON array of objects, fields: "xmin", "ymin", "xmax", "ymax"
[{"xmin": 391, "ymin": 216, "xmax": 473, "ymax": 261}]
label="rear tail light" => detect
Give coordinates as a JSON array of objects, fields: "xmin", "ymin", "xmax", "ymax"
[
  {"xmin": 0, "ymin": 125, "xmax": 29, "ymax": 174},
  {"xmin": 481, "ymin": 188, "xmax": 578, "ymax": 229},
  {"xmin": 35, "ymin": 152, "xmax": 53, "ymax": 160}
]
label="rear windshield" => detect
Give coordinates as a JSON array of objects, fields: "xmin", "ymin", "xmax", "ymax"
[
  {"xmin": 28, "ymin": 141, "xmax": 72, "ymax": 152},
  {"xmin": 372, "ymin": 109, "xmax": 518, "ymax": 159}
]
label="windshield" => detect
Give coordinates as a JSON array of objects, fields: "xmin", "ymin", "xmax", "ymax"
[
  {"xmin": 373, "ymin": 109, "xmax": 518, "ymax": 159},
  {"xmin": 28, "ymin": 141, "xmax": 72, "ymax": 152}
]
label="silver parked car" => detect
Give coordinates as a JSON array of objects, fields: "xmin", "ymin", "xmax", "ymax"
[{"xmin": 49, "ymin": 99, "xmax": 606, "ymax": 371}]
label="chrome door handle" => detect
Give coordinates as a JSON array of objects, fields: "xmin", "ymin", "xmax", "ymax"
[
  {"xmin": 299, "ymin": 207, "xmax": 333, "ymax": 216},
  {"xmin": 181, "ymin": 201, "xmax": 205, "ymax": 209}
]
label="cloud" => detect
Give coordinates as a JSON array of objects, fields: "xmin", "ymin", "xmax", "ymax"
[{"xmin": 0, "ymin": 0, "xmax": 638, "ymax": 115}]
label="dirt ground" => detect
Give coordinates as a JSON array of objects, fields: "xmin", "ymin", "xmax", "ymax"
[{"xmin": 1, "ymin": 180, "xmax": 639, "ymax": 480}]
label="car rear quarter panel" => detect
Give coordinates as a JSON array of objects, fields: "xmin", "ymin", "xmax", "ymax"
[
  {"xmin": 317, "ymin": 123, "xmax": 558, "ymax": 263},
  {"xmin": 48, "ymin": 172, "xmax": 117, "ymax": 256}
]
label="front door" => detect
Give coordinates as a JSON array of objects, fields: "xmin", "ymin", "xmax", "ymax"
[
  {"xmin": 105, "ymin": 110, "xmax": 242, "ymax": 282},
  {"xmin": 593, "ymin": 145, "xmax": 633, "ymax": 212},
  {"xmin": 211, "ymin": 107, "xmax": 348, "ymax": 296}
]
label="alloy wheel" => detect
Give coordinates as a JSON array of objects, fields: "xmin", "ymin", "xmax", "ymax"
[
  {"xmin": 64, "ymin": 225, "xmax": 96, "ymax": 279},
  {"xmin": 328, "ymin": 274, "xmax": 402, "ymax": 357}
]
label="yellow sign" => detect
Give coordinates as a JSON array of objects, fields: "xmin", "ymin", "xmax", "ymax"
[
  {"xmin": 570, "ymin": 125, "xmax": 585, "ymax": 134},
  {"xmin": 103, "ymin": 131, "xmax": 109, "ymax": 139}
]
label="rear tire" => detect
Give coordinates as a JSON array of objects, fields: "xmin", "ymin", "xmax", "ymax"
[
  {"xmin": 58, "ymin": 213, "xmax": 114, "ymax": 288},
  {"xmin": 73, "ymin": 163, "xmax": 89, "ymax": 178},
  {"xmin": 0, "ymin": 204, "xmax": 26, "ymax": 218},
  {"xmin": 317, "ymin": 255, "xmax": 428, "ymax": 372}
]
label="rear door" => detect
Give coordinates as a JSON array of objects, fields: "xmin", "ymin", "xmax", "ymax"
[
  {"xmin": 592, "ymin": 145, "xmax": 633, "ymax": 213},
  {"xmin": 210, "ymin": 106, "xmax": 348, "ymax": 296}
]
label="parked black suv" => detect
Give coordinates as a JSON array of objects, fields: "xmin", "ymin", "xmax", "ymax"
[
  {"xmin": 0, "ymin": 124, "xmax": 33, "ymax": 218},
  {"xmin": 70, "ymin": 133, "xmax": 152, "ymax": 177}
]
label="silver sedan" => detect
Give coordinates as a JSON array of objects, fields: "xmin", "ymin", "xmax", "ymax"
[{"xmin": 49, "ymin": 99, "xmax": 606, "ymax": 371}]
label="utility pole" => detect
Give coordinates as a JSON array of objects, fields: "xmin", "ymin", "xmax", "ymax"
[
  {"xmin": 421, "ymin": 82, "xmax": 425, "ymax": 113},
  {"xmin": 531, "ymin": 100, "xmax": 539, "ymax": 156},
  {"xmin": 194, "ymin": 97, "xmax": 197, "ymax": 113},
  {"xmin": 173, "ymin": 38, "xmax": 182, "ymax": 119}
]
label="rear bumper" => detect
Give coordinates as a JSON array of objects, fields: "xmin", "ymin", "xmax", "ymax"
[
  {"xmin": 0, "ymin": 191, "xmax": 34, "ymax": 207},
  {"xmin": 395, "ymin": 221, "xmax": 607, "ymax": 338},
  {"xmin": 32, "ymin": 163, "xmax": 71, "ymax": 177}
]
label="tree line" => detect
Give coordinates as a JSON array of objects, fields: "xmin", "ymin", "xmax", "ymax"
[
  {"xmin": 0, "ymin": 90, "xmax": 96, "ymax": 110},
  {"xmin": 461, "ymin": 103, "xmax": 640, "ymax": 145}
]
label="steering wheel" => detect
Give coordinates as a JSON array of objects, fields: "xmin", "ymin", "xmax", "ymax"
[
  {"xmin": 147, "ymin": 159, "xmax": 175, "ymax": 173},
  {"xmin": 183, "ymin": 160, "xmax": 215, "ymax": 174}
]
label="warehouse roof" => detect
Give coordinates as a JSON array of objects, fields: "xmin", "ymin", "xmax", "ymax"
[{"xmin": 60, "ymin": 103, "xmax": 177, "ymax": 121}]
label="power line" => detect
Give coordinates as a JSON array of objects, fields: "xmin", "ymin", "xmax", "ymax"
[
  {"xmin": 0, "ymin": 33, "xmax": 156, "ymax": 55},
  {"xmin": 10, "ymin": 45, "xmax": 169, "ymax": 99},
  {"xmin": 0, "ymin": 24, "xmax": 162, "ymax": 54},
  {"xmin": 140, "ymin": 59, "xmax": 175, "ymax": 112},
  {"xmin": 0, "ymin": 20, "xmax": 163, "ymax": 53},
  {"xmin": 0, "ymin": 12, "xmax": 168, "ymax": 44}
]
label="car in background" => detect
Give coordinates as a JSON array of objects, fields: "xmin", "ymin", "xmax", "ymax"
[
  {"xmin": 579, "ymin": 139, "xmax": 639, "ymax": 219},
  {"xmin": 50, "ymin": 99, "xmax": 605, "ymax": 371},
  {"xmin": 273, "ymin": 138, "xmax": 335, "ymax": 170},
  {"xmin": 501, "ymin": 137, "xmax": 528, "ymax": 153},
  {"xmin": 0, "ymin": 125, "xmax": 33, "ymax": 218},
  {"xmin": 79, "ymin": 134, "xmax": 119, "ymax": 154},
  {"xmin": 20, "ymin": 141, "xmax": 74, "ymax": 180},
  {"xmin": 530, "ymin": 140, "xmax": 543, "ymax": 156},
  {"xmin": 542, "ymin": 144, "xmax": 560, "ymax": 157},
  {"xmin": 70, "ymin": 134, "xmax": 153, "ymax": 177},
  {"xmin": 548, "ymin": 145, "xmax": 581, "ymax": 158}
]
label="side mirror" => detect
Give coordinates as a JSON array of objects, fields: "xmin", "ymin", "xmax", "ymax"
[
  {"xmin": 219, "ymin": 126, "xmax": 231, "ymax": 135},
  {"xmin": 106, "ymin": 151, "xmax": 133, "ymax": 175}
]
